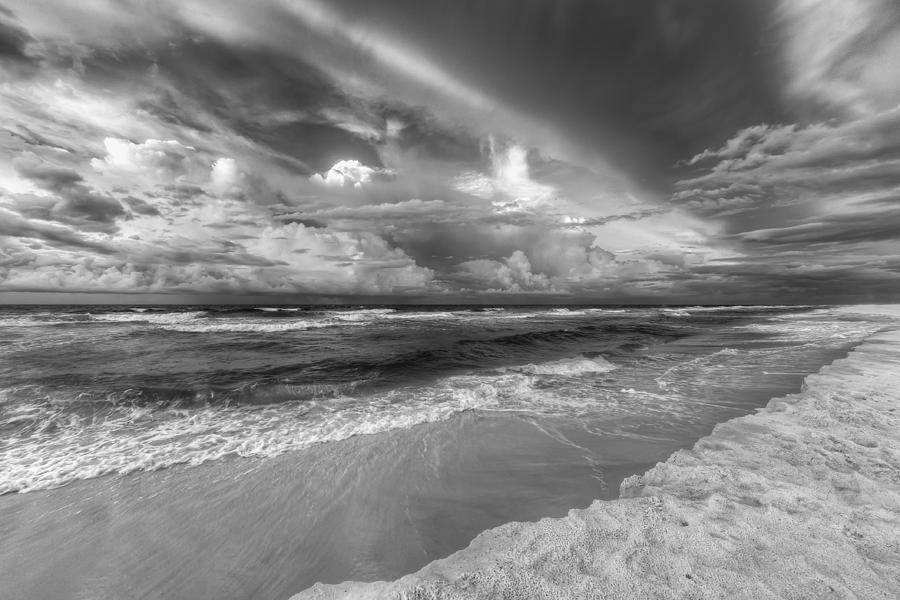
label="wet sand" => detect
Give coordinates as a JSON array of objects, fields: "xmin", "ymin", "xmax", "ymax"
[
  {"xmin": 0, "ymin": 412, "xmax": 658, "ymax": 600},
  {"xmin": 294, "ymin": 314, "xmax": 900, "ymax": 599}
]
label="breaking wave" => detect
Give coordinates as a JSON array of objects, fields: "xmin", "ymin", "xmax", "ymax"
[
  {"xmin": 0, "ymin": 353, "xmax": 621, "ymax": 494},
  {"xmin": 504, "ymin": 355, "xmax": 617, "ymax": 376}
]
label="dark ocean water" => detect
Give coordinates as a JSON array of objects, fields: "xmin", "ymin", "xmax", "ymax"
[{"xmin": 0, "ymin": 304, "xmax": 888, "ymax": 599}]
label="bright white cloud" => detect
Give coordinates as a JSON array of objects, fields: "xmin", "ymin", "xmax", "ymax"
[
  {"xmin": 209, "ymin": 157, "xmax": 243, "ymax": 196},
  {"xmin": 310, "ymin": 160, "xmax": 381, "ymax": 189},
  {"xmin": 90, "ymin": 138, "xmax": 198, "ymax": 177}
]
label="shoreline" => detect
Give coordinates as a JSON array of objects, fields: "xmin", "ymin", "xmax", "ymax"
[{"xmin": 293, "ymin": 308, "xmax": 900, "ymax": 599}]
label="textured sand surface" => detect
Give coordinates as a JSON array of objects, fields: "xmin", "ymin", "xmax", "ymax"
[{"xmin": 293, "ymin": 318, "xmax": 900, "ymax": 599}]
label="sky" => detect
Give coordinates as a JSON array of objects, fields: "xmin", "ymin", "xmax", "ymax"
[{"xmin": 1, "ymin": 0, "xmax": 899, "ymax": 304}]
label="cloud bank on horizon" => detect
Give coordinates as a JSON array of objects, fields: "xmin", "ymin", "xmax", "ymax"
[{"xmin": 1, "ymin": 0, "xmax": 899, "ymax": 303}]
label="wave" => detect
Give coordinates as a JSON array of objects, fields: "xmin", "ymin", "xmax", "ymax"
[
  {"xmin": 736, "ymin": 314, "xmax": 881, "ymax": 343},
  {"xmin": 162, "ymin": 320, "xmax": 334, "ymax": 333},
  {"xmin": 0, "ymin": 350, "xmax": 632, "ymax": 494},
  {"xmin": 0, "ymin": 372, "xmax": 538, "ymax": 494},
  {"xmin": 89, "ymin": 310, "xmax": 208, "ymax": 325},
  {"xmin": 326, "ymin": 308, "xmax": 396, "ymax": 321},
  {"xmin": 504, "ymin": 355, "xmax": 617, "ymax": 376},
  {"xmin": 0, "ymin": 306, "xmax": 656, "ymax": 330}
]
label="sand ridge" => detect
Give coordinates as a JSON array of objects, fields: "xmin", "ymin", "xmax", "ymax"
[{"xmin": 292, "ymin": 312, "xmax": 900, "ymax": 599}]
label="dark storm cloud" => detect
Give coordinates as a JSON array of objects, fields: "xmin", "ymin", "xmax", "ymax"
[
  {"xmin": 739, "ymin": 211, "xmax": 900, "ymax": 247},
  {"xmin": 673, "ymin": 108, "xmax": 900, "ymax": 235},
  {"xmin": 13, "ymin": 154, "xmax": 125, "ymax": 229},
  {"xmin": 143, "ymin": 246, "xmax": 286, "ymax": 269},
  {"xmin": 314, "ymin": 0, "xmax": 784, "ymax": 184},
  {"xmin": 684, "ymin": 256, "xmax": 900, "ymax": 304},
  {"xmin": 0, "ymin": 208, "xmax": 117, "ymax": 255},
  {"xmin": 667, "ymin": 102, "xmax": 900, "ymax": 301},
  {"xmin": 22, "ymin": 0, "xmax": 780, "ymax": 189},
  {"xmin": 75, "ymin": 33, "xmax": 439, "ymax": 175},
  {"xmin": 0, "ymin": 10, "xmax": 34, "ymax": 64}
]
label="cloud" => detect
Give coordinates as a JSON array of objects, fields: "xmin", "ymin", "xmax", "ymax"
[
  {"xmin": 456, "ymin": 251, "xmax": 552, "ymax": 293},
  {"xmin": 244, "ymin": 222, "xmax": 435, "ymax": 293},
  {"xmin": 440, "ymin": 225, "xmax": 682, "ymax": 295},
  {"xmin": 739, "ymin": 211, "xmax": 900, "ymax": 247},
  {"xmin": 669, "ymin": 101, "xmax": 900, "ymax": 300},
  {"xmin": 310, "ymin": 159, "xmax": 387, "ymax": 189},
  {"xmin": 208, "ymin": 157, "xmax": 243, "ymax": 197},
  {"xmin": 121, "ymin": 196, "xmax": 161, "ymax": 217},
  {"xmin": 90, "ymin": 138, "xmax": 201, "ymax": 179},
  {"xmin": 0, "ymin": 208, "xmax": 117, "ymax": 255},
  {"xmin": 303, "ymin": 198, "xmax": 449, "ymax": 221},
  {"xmin": 776, "ymin": 0, "xmax": 900, "ymax": 117},
  {"xmin": 0, "ymin": 11, "xmax": 36, "ymax": 68},
  {"xmin": 0, "ymin": 217, "xmax": 435, "ymax": 296},
  {"xmin": 674, "ymin": 107, "xmax": 900, "ymax": 225},
  {"xmin": 12, "ymin": 152, "xmax": 124, "ymax": 229},
  {"xmin": 454, "ymin": 139, "xmax": 556, "ymax": 214}
]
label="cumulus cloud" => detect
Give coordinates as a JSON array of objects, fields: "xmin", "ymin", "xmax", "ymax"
[
  {"xmin": 90, "ymin": 138, "xmax": 201, "ymax": 180},
  {"xmin": 310, "ymin": 159, "xmax": 386, "ymax": 189},
  {"xmin": 443, "ymin": 226, "xmax": 683, "ymax": 295},
  {"xmin": 456, "ymin": 251, "xmax": 552, "ymax": 293},
  {"xmin": 1, "ymin": 218, "xmax": 435, "ymax": 296}
]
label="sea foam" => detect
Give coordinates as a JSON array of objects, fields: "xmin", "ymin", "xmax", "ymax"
[
  {"xmin": 504, "ymin": 355, "xmax": 617, "ymax": 376},
  {"xmin": 0, "ymin": 355, "xmax": 611, "ymax": 494}
]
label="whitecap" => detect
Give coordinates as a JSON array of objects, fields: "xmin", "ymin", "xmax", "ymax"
[{"xmin": 505, "ymin": 355, "xmax": 617, "ymax": 376}]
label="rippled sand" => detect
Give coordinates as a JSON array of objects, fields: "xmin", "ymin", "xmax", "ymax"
[{"xmin": 293, "ymin": 309, "xmax": 900, "ymax": 599}]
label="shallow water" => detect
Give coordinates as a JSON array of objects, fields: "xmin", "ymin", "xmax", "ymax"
[{"xmin": 0, "ymin": 305, "xmax": 887, "ymax": 599}]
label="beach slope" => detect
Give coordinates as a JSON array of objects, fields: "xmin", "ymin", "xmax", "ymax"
[{"xmin": 293, "ymin": 320, "xmax": 900, "ymax": 599}]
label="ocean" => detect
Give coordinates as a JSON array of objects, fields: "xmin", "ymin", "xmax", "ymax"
[{"xmin": 0, "ymin": 305, "xmax": 888, "ymax": 599}]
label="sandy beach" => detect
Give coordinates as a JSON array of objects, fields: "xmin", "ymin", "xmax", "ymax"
[{"xmin": 294, "ymin": 307, "xmax": 900, "ymax": 599}]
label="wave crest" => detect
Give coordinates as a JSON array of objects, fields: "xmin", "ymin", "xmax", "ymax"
[{"xmin": 505, "ymin": 355, "xmax": 617, "ymax": 376}]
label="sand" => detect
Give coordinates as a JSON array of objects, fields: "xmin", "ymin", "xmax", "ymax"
[{"xmin": 293, "ymin": 308, "xmax": 900, "ymax": 599}]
